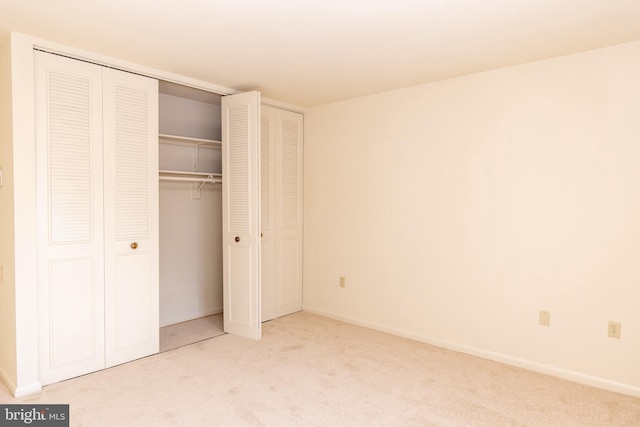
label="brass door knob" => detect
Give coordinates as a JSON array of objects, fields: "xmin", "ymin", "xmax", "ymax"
[{"xmin": 131, "ymin": 242, "xmax": 138, "ymax": 249}]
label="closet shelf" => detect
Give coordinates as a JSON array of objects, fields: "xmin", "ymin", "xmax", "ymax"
[{"xmin": 159, "ymin": 133, "xmax": 221, "ymax": 147}]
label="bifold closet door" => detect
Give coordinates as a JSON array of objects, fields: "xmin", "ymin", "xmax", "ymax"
[
  {"xmin": 274, "ymin": 108, "xmax": 303, "ymax": 317},
  {"xmin": 260, "ymin": 106, "xmax": 303, "ymax": 321},
  {"xmin": 36, "ymin": 51, "xmax": 159, "ymax": 384},
  {"xmin": 221, "ymin": 91, "xmax": 261, "ymax": 340},
  {"xmin": 102, "ymin": 68, "xmax": 159, "ymax": 368},
  {"xmin": 35, "ymin": 52, "xmax": 106, "ymax": 385},
  {"xmin": 260, "ymin": 106, "xmax": 276, "ymax": 322}
]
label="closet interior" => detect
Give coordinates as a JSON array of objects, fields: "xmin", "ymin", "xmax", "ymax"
[{"xmin": 158, "ymin": 81, "xmax": 225, "ymax": 351}]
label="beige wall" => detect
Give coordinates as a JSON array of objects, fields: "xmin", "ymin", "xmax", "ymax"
[
  {"xmin": 303, "ymin": 40, "xmax": 640, "ymax": 396},
  {"xmin": 5, "ymin": 33, "xmax": 41, "ymax": 397},
  {"xmin": 0, "ymin": 34, "xmax": 17, "ymax": 393},
  {"xmin": 0, "ymin": 33, "xmax": 42, "ymax": 397}
]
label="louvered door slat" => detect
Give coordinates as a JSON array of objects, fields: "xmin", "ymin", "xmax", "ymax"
[
  {"xmin": 228, "ymin": 106, "xmax": 251, "ymax": 233},
  {"xmin": 280, "ymin": 119, "xmax": 301, "ymax": 229},
  {"xmin": 261, "ymin": 114, "xmax": 272, "ymax": 230},
  {"xmin": 114, "ymin": 85, "xmax": 151, "ymax": 239},
  {"xmin": 47, "ymin": 70, "xmax": 94, "ymax": 244}
]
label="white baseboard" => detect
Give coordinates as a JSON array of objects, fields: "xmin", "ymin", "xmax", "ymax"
[
  {"xmin": 159, "ymin": 308, "xmax": 223, "ymax": 328},
  {"xmin": 302, "ymin": 305, "xmax": 640, "ymax": 398},
  {"xmin": 14, "ymin": 382, "xmax": 43, "ymax": 398},
  {"xmin": 0, "ymin": 365, "xmax": 42, "ymax": 398}
]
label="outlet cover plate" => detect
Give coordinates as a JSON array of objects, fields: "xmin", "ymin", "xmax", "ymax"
[
  {"xmin": 539, "ymin": 310, "xmax": 550, "ymax": 326},
  {"xmin": 608, "ymin": 321, "xmax": 621, "ymax": 339}
]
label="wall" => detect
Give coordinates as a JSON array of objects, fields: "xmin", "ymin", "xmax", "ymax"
[
  {"xmin": 0, "ymin": 34, "xmax": 17, "ymax": 394},
  {"xmin": 0, "ymin": 33, "xmax": 41, "ymax": 397},
  {"xmin": 303, "ymin": 40, "xmax": 640, "ymax": 396}
]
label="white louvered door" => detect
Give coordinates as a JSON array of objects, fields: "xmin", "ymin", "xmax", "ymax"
[
  {"xmin": 260, "ymin": 106, "xmax": 276, "ymax": 321},
  {"xmin": 103, "ymin": 69, "xmax": 159, "ymax": 367},
  {"xmin": 221, "ymin": 91, "xmax": 261, "ymax": 340},
  {"xmin": 35, "ymin": 52, "xmax": 106, "ymax": 385},
  {"xmin": 36, "ymin": 51, "xmax": 158, "ymax": 384},
  {"xmin": 260, "ymin": 106, "xmax": 303, "ymax": 321},
  {"xmin": 274, "ymin": 109, "xmax": 303, "ymax": 317}
]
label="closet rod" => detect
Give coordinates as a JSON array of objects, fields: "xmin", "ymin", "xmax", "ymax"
[
  {"xmin": 159, "ymin": 169, "xmax": 222, "ymax": 177},
  {"xmin": 159, "ymin": 176, "xmax": 221, "ymax": 184}
]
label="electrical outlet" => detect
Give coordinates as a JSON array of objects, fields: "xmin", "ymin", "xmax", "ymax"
[
  {"xmin": 608, "ymin": 321, "xmax": 621, "ymax": 339},
  {"xmin": 539, "ymin": 310, "xmax": 550, "ymax": 326},
  {"xmin": 339, "ymin": 276, "xmax": 345, "ymax": 288}
]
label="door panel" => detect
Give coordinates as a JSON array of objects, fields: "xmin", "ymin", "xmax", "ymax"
[
  {"xmin": 111, "ymin": 252, "xmax": 154, "ymax": 351},
  {"xmin": 275, "ymin": 110, "xmax": 303, "ymax": 317},
  {"xmin": 35, "ymin": 51, "xmax": 106, "ymax": 385},
  {"xmin": 277, "ymin": 235, "xmax": 303, "ymax": 315},
  {"xmin": 103, "ymin": 68, "xmax": 159, "ymax": 367},
  {"xmin": 222, "ymin": 92, "xmax": 261, "ymax": 340},
  {"xmin": 48, "ymin": 258, "xmax": 101, "ymax": 367},
  {"xmin": 260, "ymin": 106, "xmax": 276, "ymax": 321}
]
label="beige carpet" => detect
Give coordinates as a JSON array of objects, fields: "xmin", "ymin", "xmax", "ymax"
[
  {"xmin": 160, "ymin": 313, "xmax": 224, "ymax": 352},
  {"xmin": 1, "ymin": 312, "xmax": 639, "ymax": 426}
]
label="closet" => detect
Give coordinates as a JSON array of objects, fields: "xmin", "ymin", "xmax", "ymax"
[
  {"xmin": 35, "ymin": 51, "xmax": 159, "ymax": 385},
  {"xmin": 34, "ymin": 49, "xmax": 303, "ymax": 386},
  {"xmin": 163, "ymin": 91, "xmax": 304, "ymax": 340}
]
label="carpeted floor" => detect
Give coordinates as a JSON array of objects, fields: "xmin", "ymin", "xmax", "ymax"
[
  {"xmin": 160, "ymin": 313, "xmax": 224, "ymax": 352},
  {"xmin": 1, "ymin": 311, "xmax": 639, "ymax": 426}
]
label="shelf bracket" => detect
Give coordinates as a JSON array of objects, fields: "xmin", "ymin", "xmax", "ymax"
[{"xmin": 197, "ymin": 175, "xmax": 213, "ymax": 192}]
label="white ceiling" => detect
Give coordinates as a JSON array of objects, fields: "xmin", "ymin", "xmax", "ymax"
[{"xmin": 2, "ymin": 0, "xmax": 640, "ymax": 107}]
